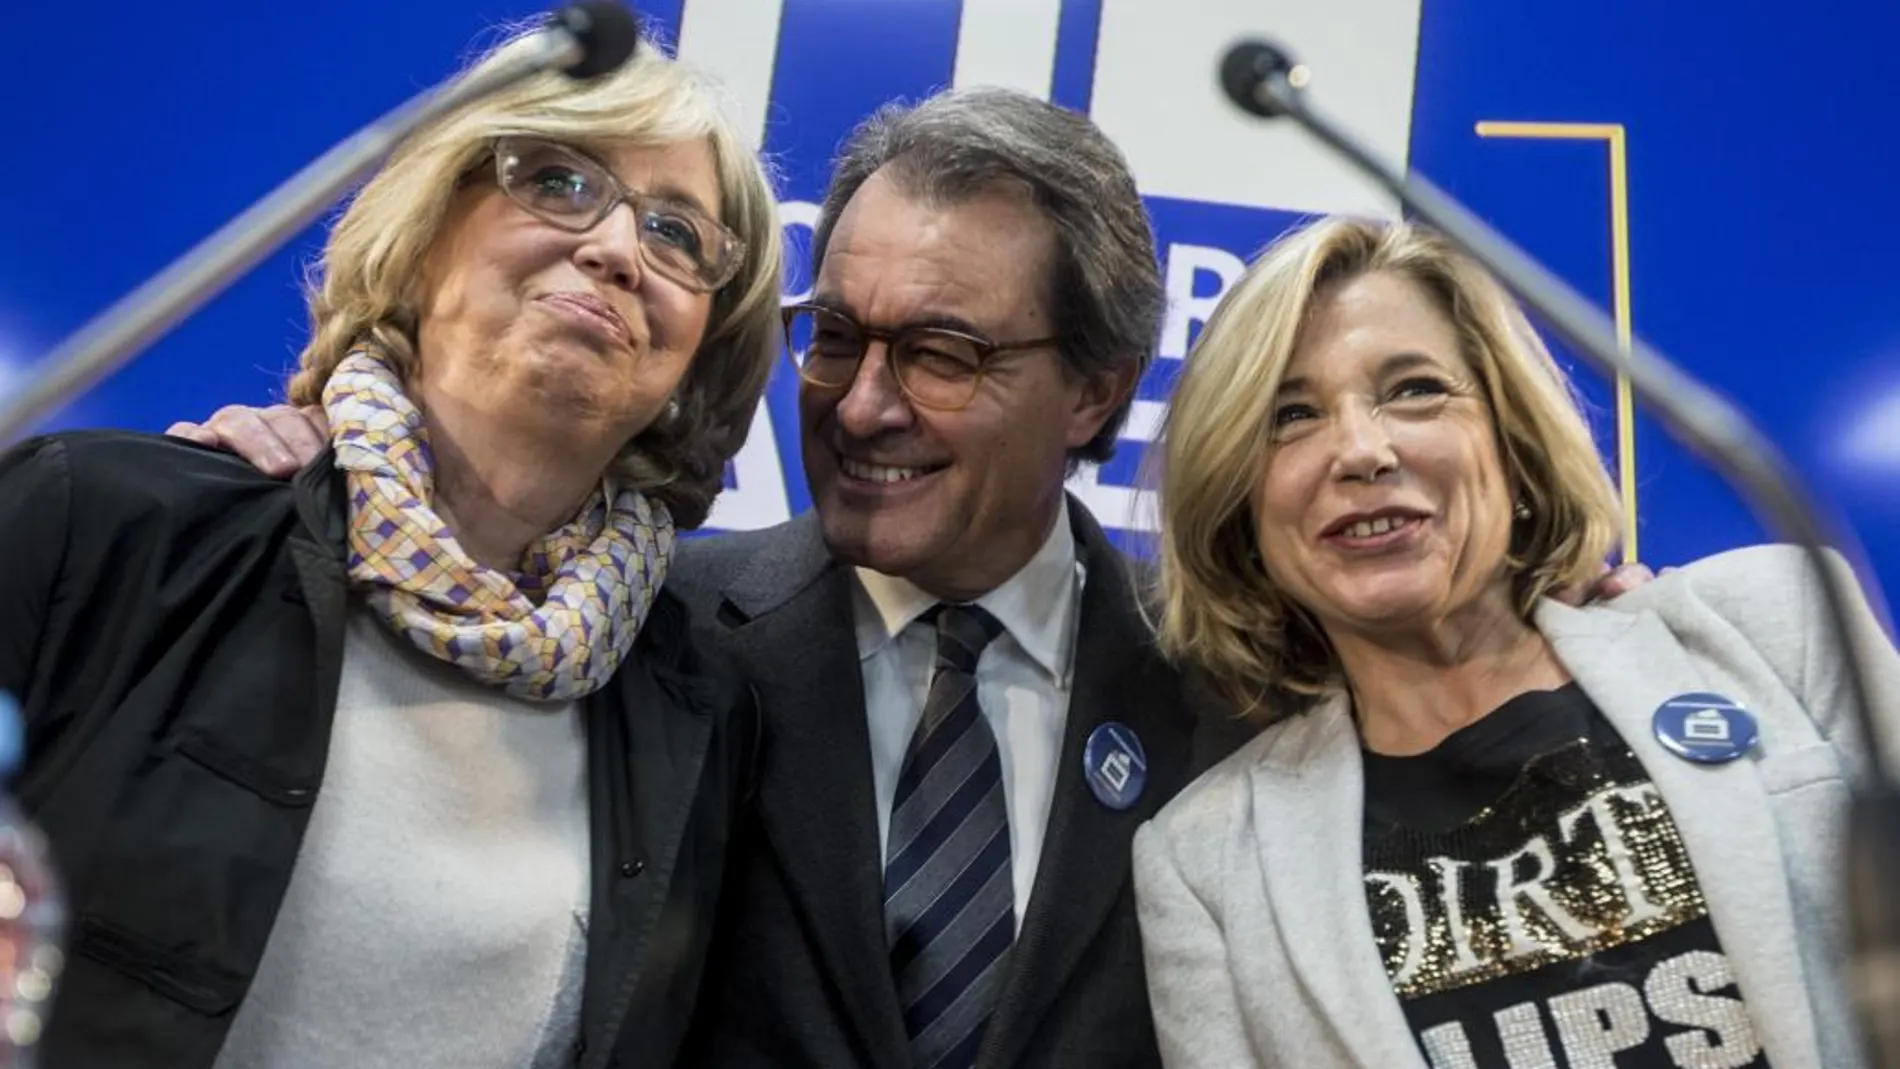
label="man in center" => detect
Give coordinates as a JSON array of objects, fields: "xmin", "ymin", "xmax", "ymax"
[{"xmin": 668, "ymin": 89, "xmax": 1227, "ymax": 1068}]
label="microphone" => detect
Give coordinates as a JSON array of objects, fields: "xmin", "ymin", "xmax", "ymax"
[
  {"xmin": 1217, "ymin": 36, "xmax": 1900, "ymax": 1066},
  {"xmin": 1219, "ymin": 40, "xmax": 1303, "ymax": 119},
  {"xmin": 0, "ymin": 1, "xmax": 641, "ymax": 447},
  {"xmin": 552, "ymin": 0, "xmax": 642, "ymax": 78}
]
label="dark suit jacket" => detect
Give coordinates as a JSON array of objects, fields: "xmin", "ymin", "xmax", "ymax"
[{"xmin": 670, "ymin": 499, "xmax": 1255, "ymax": 1069}]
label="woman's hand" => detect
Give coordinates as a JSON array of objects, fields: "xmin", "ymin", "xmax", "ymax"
[{"xmin": 167, "ymin": 404, "xmax": 330, "ymax": 478}]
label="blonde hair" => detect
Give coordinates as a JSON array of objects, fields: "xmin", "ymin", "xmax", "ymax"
[
  {"xmin": 287, "ymin": 24, "xmax": 784, "ymax": 529},
  {"xmin": 1153, "ymin": 217, "xmax": 1622, "ymax": 715}
]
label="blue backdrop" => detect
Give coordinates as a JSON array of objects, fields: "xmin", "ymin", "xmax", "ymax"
[{"xmin": 3, "ymin": 0, "xmax": 1895, "ymax": 610}]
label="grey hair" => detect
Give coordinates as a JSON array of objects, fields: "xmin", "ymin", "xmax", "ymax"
[{"xmin": 810, "ymin": 87, "xmax": 1162, "ymax": 464}]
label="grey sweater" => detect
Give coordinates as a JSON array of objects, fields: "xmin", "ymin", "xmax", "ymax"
[{"xmin": 213, "ymin": 608, "xmax": 591, "ymax": 1068}]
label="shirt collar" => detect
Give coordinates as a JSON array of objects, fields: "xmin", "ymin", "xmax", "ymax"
[{"xmin": 851, "ymin": 498, "xmax": 1081, "ymax": 684}]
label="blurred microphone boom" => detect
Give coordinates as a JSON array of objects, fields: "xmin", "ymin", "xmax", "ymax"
[{"xmin": 0, "ymin": 2, "xmax": 642, "ymax": 446}]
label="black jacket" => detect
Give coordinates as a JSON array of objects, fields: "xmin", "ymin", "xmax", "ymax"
[
  {"xmin": 667, "ymin": 504, "xmax": 1256, "ymax": 1069},
  {"xmin": 0, "ymin": 431, "xmax": 756, "ymax": 1069}
]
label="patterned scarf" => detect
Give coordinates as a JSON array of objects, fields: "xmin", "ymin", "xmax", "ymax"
[{"xmin": 322, "ymin": 349, "xmax": 675, "ymax": 701}]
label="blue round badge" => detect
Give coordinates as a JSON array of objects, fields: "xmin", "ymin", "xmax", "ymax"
[
  {"xmin": 1652, "ymin": 692, "xmax": 1759, "ymax": 765},
  {"xmin": 1083, "ymin": 722, "xmax": 1148, "ymax": 811}
]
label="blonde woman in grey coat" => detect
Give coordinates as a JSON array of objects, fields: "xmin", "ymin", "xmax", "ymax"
[{"xmin": 1135, "ymin": 216, "xmax": 1900, "ymax": 1069}]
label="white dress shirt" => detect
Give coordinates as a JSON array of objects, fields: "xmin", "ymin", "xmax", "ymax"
[{"xmin": 854, "ymin": 500, "xmax": 1086, "ymax": 929}]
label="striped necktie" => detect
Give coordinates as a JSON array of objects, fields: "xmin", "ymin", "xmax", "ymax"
[{"xmin": 884, "ymin": 603, "xmax": 1014, "ymax": 1069}]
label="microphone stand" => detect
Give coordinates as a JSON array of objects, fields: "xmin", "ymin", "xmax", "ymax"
[
  {"xmin": 0, "ymin": 1, "xmax": 637, "ymax": 446},
  {"xmin": 1219, "ymin": 40, "xmax": 1900, "ymax": 1065}
]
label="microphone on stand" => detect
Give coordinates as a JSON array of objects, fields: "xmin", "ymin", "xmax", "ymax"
[
  {"xmin": 1217, "ymin": 37, "xmax": 1900, "ymax": 1066},
  {"xmin": 0, "ymin": 0, "xmax": 641, "ymax": 447}
]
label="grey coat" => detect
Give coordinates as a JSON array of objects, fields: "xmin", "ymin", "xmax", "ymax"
[{"xmin": 1133, "ymin": 544, "xmax": 1900, "ymax": 1069}]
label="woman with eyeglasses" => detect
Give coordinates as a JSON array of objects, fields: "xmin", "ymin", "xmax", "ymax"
[{"xmin": 0, "ymin": 22, "xmax": 782, "ymax": 1069}]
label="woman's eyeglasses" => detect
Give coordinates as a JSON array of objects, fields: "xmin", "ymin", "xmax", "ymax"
[{"xmin": 492, "ymin": 136, "xmax": 745, "ymax": 293}]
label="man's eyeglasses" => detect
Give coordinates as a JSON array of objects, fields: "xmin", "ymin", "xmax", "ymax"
[
  {"xmin": 783, "ymin": 304, "xmax": 1060, "ymax": 412},
  {"xmin": 492, "ymin": 136, "xmax": 745, "ymax": 293}
]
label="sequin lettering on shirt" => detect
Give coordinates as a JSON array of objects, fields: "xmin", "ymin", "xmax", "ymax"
[{"xmin": 1364, "ymin": 739, "xmax": 1768, "ymax": 1068}]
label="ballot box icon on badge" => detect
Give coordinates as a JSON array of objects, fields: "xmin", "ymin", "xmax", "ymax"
[{"xmin": 1683, "ymin": 708, "xmax": 1732, "ymax": 742}]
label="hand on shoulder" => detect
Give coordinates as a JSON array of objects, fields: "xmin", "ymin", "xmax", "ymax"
[{"xmin": 165, "ymin": 403, "xmax": 329, "ymax": 479}]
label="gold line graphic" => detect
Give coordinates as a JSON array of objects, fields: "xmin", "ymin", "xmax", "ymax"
[{"xmin": 1474, "ymin": 121, "xmax": 1638, "ymax": 562}]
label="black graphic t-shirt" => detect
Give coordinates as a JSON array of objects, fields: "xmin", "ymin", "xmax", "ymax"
[{"xmin": 1361, "ymin": 683, "xmax": 1771, "ymax": 1069}]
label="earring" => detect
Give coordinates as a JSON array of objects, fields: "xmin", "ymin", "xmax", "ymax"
[
  {"xmin": 1513, "ymin": 500, "xmax": 1532, "ymax": 521},
  {"xmin": 661, "ymin": 397, "xmax": 682, "ymax": 425}
]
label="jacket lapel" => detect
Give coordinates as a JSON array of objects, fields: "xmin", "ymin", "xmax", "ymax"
[
  {"xmin": 718, "ymin": 516, "xmax": 911, "ymax": 1069},
  {"xmin": 1248, "ymin": 696, "xmax": 1433, "ymax": 1069},
  {"xmin": 288, "ymin": 449, "xmax": 351, "ymax": 725},
  {"xmin": 1537, "ymin": 599, "xmax": 1823, "ymax": 1068},
  {"xmin": 578, "ymin": 643, "xmax": 716, "ymax": 1069},
  {"xmin": 979, "ymin": 505, "xmax": 1200, "ymax": 1069}
]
